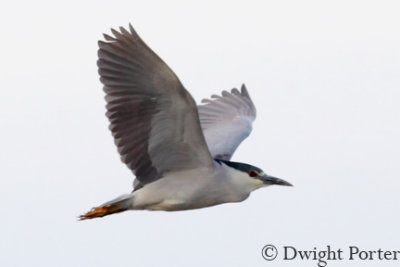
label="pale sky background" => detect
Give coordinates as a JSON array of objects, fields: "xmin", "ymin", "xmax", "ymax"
[{"xmin": 1, "ymin": 1, "xmax": 399, "ymax": 266}]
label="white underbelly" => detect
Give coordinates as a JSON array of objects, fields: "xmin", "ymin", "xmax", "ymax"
[
  {"xmin": 131, "ymin": 164, "xmax": 249, "ymax": 211},
  {"xmin": 146, "ymin": 198, "xmax": 187, "ymax": 211}
]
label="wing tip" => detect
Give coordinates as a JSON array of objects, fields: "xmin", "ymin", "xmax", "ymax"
[
  {"xmin": 103, "ymin": 33, "xmax": 115, "ymax": 41},
  {"xmin": 240, "ymin": 83, "xmax": 250, "ymax": 97},
  {"xmin": 100, "ymin": 23, "xmax": 140, "ymax": 43}
]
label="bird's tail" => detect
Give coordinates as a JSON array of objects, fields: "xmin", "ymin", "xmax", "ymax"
[{"xmin": 79, "ymin": 194, "xmax": 133, "ymax": 220}]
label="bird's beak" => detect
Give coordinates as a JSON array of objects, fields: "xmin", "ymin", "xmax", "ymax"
[{"xmin": 262, "ymin": 175, "xmax": 293, "ymax": 186}]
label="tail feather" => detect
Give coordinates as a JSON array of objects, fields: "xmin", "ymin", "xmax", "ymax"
[{"xmin": 79, "ymin": 194, "xmax": 133, "ymax": 220}]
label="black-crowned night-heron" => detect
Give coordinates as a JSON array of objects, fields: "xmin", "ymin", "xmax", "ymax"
[{"xmin": 80, "ymin": 24, "xmax": 292, "ymax": 220}]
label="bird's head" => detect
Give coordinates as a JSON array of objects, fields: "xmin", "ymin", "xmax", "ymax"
[{"xmin": 219, "ymin": 160, "xmax": 292, "ymax": 189}]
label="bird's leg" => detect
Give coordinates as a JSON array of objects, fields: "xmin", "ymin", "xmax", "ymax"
[
  {"xmin": 79, "ymin": 206, "xmax": 112, "ymax": 220},
  {"xmin": 79, "ymin": 193, "xmax": 134, "ymax": 220}
]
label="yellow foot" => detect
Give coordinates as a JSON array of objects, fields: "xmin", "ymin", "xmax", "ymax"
[{"xmin": 79, "ymin": 206, "xmax": 109, "ymax": 220}]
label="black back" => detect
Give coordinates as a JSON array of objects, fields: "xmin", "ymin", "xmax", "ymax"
[{"xmin": 215, "ymin": 159, "xmax": 262, "ymax": 173}]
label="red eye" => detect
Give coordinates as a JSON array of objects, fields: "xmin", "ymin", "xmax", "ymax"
[{"xmin": 248, "ymin": 171, "xmax": 257, "ymax": 177}]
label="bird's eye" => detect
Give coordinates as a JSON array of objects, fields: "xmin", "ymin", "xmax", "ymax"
[{"xmin": 248, "ymin": 170, "xmax": 257, "ymax": 177}]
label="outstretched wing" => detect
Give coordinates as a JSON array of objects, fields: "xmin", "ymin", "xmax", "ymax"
[
  {"xmin": 98, "ymin": 24, "xmax": 213, "ymax": 190},
  {"xmin": 197, "ymin": 85, "xmax": 256, "ymax": 160}
]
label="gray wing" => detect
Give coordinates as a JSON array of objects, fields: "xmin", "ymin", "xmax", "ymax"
[
  {"xmin": 98, "ymin": 24, "xmax": 213, "ymax": 190},
  {"xmin": 197, "ymin": 85, "xmax": 256, "ymax": 160}
]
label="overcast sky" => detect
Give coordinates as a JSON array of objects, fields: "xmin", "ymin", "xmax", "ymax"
[{"xmin": 1, "ymin": 1, "xmax": 399, "ymax": 266}]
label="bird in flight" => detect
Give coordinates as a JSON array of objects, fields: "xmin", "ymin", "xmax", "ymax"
[{"xmin": 80, "ymin": 24, "xmax": 292, "ymax": 220}]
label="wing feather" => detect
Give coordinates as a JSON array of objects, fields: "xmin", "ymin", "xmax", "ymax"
[
  {"xmin": 198, "ymin": 84, "xmax": 256, "ymax": 160},
  {"xmin": 98, "ymin": 24, "xmax": 213, "ymax": 189}
]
